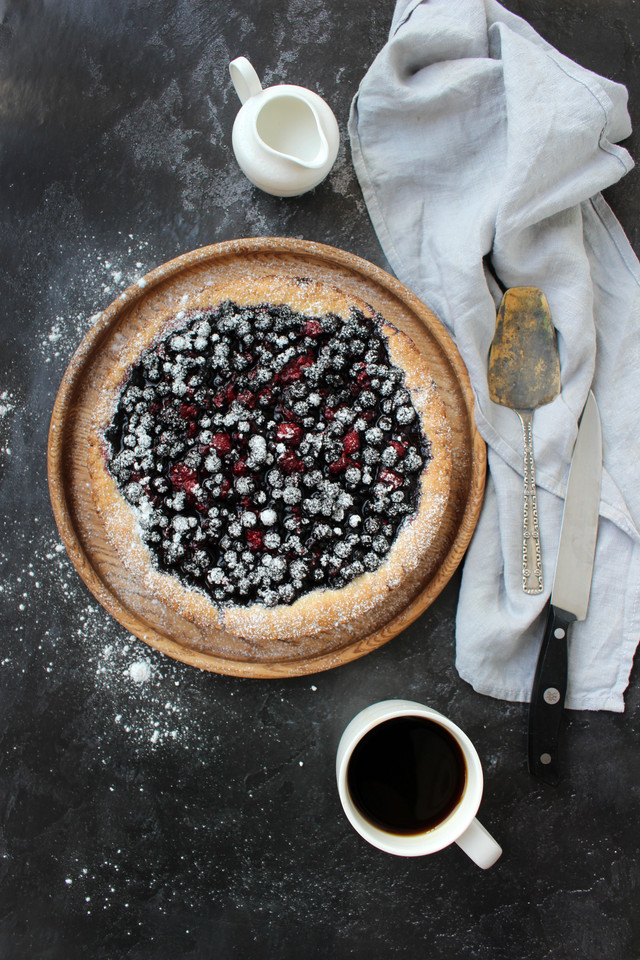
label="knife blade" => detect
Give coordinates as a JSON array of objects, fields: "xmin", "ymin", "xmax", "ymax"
[{"xmin": 528, "ymin": 390, "xmax": 602, "ymax": 784}]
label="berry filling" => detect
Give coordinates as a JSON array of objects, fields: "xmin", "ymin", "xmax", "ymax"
[{"xmin": 105, "ymin": 300, "xmax": 430, "ymax": 608}]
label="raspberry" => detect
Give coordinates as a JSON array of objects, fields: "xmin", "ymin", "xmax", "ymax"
[
  {"xmin": 279, "ymin": 451, "xmax": 304, "ymax": 474},
  {"xmin": 169, "ymin": 464, "xmax": 198, "ymax": 496},
  {"xmin": 211, "ymin": 433, "xmax": 232, "ymax": 455},
  {"xmin": 343, "ymin": 429, "xmax": 360, "ymax": 454},
  {"xmin": 279, "ymin": 352, "xmax": 314, "ymax": 384},
  {"xmin": 276, "ymin": 423, "xmax": 304, "ymax": 446},
  {"xmin": 246, "ymin": 529, "xmax": 263, "ymax": 552},
  {"xmin": 302, "ymin": 319, "xmax": 323, "ymax": 336},
  {"xmin": 328, "ymin": 455, "xmax": 349, "ymax": 475},
  {"xmin": 236, "ymin": 390, "xmax": 256, "ymax": 408},
  {"xmin": 378, "ymin": 468, "xmax": 403, "ymax": 490}
]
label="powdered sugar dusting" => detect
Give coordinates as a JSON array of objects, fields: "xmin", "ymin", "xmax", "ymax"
[
  {"xmin": 128, "ymin": 659, "xmax": 152, "ymax": 683},
  {"xmin": 77, "ymin": 270, "xmax": 455, "ymax": 664},
  {"xmin": 39, "ymin": 236, "xmax": 153, "ymax": 366},
  {"xmin": 0, "ymin": 524, "xmax": 213, "ymax": 751},
  {"xmin": 0, "ymin": 390, "xmax": 16, "ymax": 419},
  {"xmin": 104, "ymin": 298, "xmax": 428, "ymax": 612}
]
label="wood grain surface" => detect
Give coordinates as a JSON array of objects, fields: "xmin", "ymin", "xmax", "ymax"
[{"xmin": 47, "ymin": 237, "xmax": 486, "ymax": 678}]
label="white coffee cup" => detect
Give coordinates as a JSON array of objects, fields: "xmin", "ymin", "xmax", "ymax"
[{"xmin": 336, "ymin": 700, "xmax": 502, "ymax": 869}]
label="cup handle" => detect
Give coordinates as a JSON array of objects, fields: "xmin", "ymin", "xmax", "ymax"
[
  {"xmin": 229, "ymin": 57, "xmax": 263, "ymax": 104},
  {"xmin": 455, "ymin": 818, "xmax": 502, "ymax": 869}
]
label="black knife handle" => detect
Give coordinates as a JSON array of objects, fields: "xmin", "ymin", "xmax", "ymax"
[{"xmin": 527, "ymin": 605, "xmax": 576, "ymax": 785}]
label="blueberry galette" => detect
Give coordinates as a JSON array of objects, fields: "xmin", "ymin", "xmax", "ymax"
[{"xmin": 88, "ymin": 275, "xmax": 452, "ymax": 652}]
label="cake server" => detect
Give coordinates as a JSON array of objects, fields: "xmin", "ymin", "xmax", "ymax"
[
  {"xmin": 528, "ymin": 390, "xmax": 602, "ymax": 785},
  {"xmin": 488, "ymin": 287, "xmax": 561, "ymax": 594}
]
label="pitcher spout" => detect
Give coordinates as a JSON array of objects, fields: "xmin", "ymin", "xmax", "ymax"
[{"xmin": 255, "ymin": 93, "xmax": 330, "ymax": 169}]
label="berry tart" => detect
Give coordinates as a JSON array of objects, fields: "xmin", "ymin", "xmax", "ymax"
[{"xmin": 87, "ymin": 275, "xmax": 452, "ymax": 659}]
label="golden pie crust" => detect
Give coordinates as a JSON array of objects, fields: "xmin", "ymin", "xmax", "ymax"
[{"xmin": 87, "ymin": 275, "xmax": 452, "ymax": 655}]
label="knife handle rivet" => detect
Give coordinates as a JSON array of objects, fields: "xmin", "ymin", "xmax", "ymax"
[
  {"xmin": 540, "ymin": 753, "xmax": 553, "ymax": 765},
  {"xmin": 543, "ymin": 687, "xmax": 561, "ymax": 705},
  {"xmin": 553, "ymin": 627, "xmax": 566, "ymax": 639}
]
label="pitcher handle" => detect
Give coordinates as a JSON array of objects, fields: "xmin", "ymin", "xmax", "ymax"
[{"xmin": 229, "ymin": 57, "xmax": 263, "ymax": 104}]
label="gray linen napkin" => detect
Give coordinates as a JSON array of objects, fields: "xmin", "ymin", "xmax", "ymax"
[{"xmin": 349, "ymin": 0, "xmax": 640, "ymax": 711}]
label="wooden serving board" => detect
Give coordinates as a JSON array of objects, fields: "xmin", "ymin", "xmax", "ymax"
[{"xmin": 47, "ymin": 238, "xmax": 485, "ymax": 678}]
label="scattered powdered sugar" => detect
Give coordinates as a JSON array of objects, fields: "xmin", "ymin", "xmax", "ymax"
[
  {"xmin": 39, "ymin": 236, "xmax": 153, "ymax": 366},
  {"xmin": 90, "ymin": 634, "xmax": 203, "ymax": 750},
  {"xmin": 127, "ymin": 659, "xmax": 152, "ymax": 683},
  {"xmin": 0, "ymin": 390, "xmax": 16, "ymax": 419},
  {"xmin": 2, "ymin": 230, "xmax": 188, "ymax": 752},
  {"xmin": 0, "ymin": 390, "xmax": 16, "ymax": 459},
  {"xmin": 0, "ymin": 523, "xmax": 218, "ymax": 754}
]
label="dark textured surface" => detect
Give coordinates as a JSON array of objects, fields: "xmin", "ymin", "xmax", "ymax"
[{"xmin": 1, "ymin": 1, "xmax": 639, "ymax": 958}]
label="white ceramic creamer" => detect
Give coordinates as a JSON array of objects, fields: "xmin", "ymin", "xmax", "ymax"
[{"xmin": 229, "ymin": 57, "xmax": 340, "ymax": 197}]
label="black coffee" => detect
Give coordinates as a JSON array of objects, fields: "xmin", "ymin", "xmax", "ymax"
[{"xmin": 347, "ymin": 716, "xmax": 467, "ymax": 835}]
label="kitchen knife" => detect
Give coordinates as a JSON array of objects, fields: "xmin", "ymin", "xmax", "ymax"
[{"xmin": 528, "ymin": 390, "xmax": 602, "ymax": 785}]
